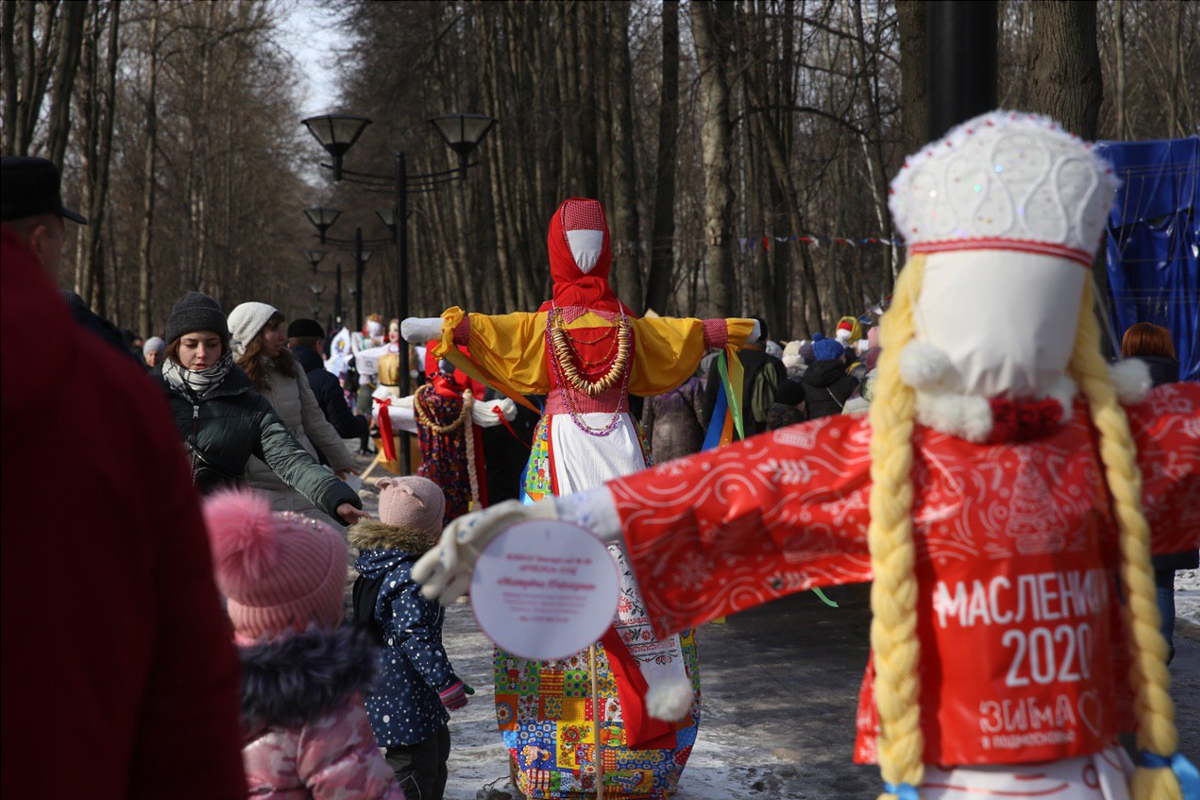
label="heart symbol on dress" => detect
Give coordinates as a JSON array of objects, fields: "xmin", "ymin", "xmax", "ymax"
[{"xmin": 1078, "ymin": 690, "xmax": 1103, "ymax": 737}]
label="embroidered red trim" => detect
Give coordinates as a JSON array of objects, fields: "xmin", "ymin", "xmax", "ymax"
[{"xmin": 910, "ymin": 238, "xmax": 1094, "ymax": 268}]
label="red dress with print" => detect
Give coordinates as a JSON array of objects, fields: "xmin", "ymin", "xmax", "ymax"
[{"xmin": 608, "ymin": 383, "xmax": 1200, "ymax": 766}]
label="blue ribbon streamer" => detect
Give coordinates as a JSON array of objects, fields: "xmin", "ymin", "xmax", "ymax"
[
  {"xmin": 883, "ymin": 782, "xmax": 919, "ymax": 800},
  {"xmin": 1142, "ymin": 751, "xmax": 1200, "ymax": 800},
  {"xmin": 701, "ymin": 379, "xmax": 728, "ymax": 451}
]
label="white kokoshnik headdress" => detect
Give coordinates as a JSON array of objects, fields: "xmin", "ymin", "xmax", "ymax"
[{"xmin": 889, "ymin": 110, "xmax": 1119, "ymax": 268}]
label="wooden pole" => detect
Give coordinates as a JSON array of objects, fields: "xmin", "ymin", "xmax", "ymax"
[{"xmin": 589, "ymin": 644, "xmax": 605, "ymax": 800}]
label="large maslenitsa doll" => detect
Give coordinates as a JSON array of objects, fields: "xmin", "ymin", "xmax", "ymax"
[
  {"xmin": 414, "ymin": 115, "xmax": 1200, "ymax": 800},
  {"xmin": 403, "ymin": 197, "xmax": 756, "ymax": 800}
]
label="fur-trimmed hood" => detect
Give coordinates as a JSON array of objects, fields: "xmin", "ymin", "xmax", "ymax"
[
  {"xmin": 348, "ymin": 519, "xmax": 436, "ymax": 555},
  {"xmin": 239, "ymin": 626, "xmax": 377, "ymax": 732}
]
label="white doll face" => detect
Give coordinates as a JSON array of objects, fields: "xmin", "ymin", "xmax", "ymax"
[
  {"xmin": 913, "ymin": 250, "xmax": 1086, "ymax": 398},
  {"xmin": 567, "ymin": 229, "xmax": 604, "ymax": 274}
]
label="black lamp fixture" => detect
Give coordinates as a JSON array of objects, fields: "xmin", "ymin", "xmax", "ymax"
[
  {"xmin": 301, "ymin": 115, "xmax": 372, "ymax": 180},
  {"xmin": 303, "ymin": 249, "xmax": 326, "ymax": 273},
  {"xmin": 429, "ymin": 113, "xmax": 497, "ymax": 176},
  {"xmin": 303, "ymin": 207, "xmax": 342, "ymax": 245}
]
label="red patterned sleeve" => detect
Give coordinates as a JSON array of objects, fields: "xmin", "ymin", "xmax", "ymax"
[
  {"xmin": 1125, "ymin": 381, "xmax": 1200, "ymax": 557},
  {"xmin": 610, "ymin": 414, "xmax": 874, "ymax": 639}
]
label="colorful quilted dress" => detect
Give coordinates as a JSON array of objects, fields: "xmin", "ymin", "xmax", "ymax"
[{"xmin": 425, "ymin": 198, "xmax": 755, "ymax": 799}]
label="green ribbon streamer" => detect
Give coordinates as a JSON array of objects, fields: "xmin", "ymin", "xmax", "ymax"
[
  {"xmin": 716, "ymin": 351, "xmax": 745, "ymax": 441},
  {"xmin": 811, "ymin": 587, "xmax": 839, "ymax": 608}
]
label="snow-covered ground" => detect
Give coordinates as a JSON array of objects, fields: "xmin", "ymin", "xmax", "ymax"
[{"xmin": 1175, "ymin": 568, "xmax": 1200, "ymax": 632}]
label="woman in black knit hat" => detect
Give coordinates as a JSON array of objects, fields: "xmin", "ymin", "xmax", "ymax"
[{"xmin": 150, "ymin": 291, "xmax": 367, "ymax": 525}]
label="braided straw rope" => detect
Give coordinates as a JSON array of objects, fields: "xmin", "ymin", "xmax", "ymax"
[
  {"xmin": 1068, "ymin": 281, "xmax": 1181, "ymax": 800},
  {"xmin": 866, "ymin": 255, "xmax": 926, "ymax": 799}
]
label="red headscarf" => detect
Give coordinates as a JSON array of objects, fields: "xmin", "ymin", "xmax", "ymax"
[{"xmin": 538, "ymin": 198, "xmax": 636, "ymax": 316}]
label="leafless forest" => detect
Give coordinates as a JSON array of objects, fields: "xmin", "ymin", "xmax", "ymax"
[{"xmin": 2, "ymin": 0, "xmax": 1195, "ymax": 339}]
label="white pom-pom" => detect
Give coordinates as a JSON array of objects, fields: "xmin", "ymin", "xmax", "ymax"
[
  {"xmin": 899, "ymin": 340, "xmax": 951, "ymax": 389},
  {"xmin": 645, "ymin": 676, "xmax": 694, "ymax": 722},
  {"xmin": 1109, "ymin": 359, "xmax": 1152, "ymax": 405}
]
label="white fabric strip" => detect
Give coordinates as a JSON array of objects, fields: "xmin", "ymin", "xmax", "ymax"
[{"xmin": 548, "ymin": 412, "xmax": 690, "ymax": 681}]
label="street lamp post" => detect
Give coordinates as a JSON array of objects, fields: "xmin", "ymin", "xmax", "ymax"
[
  {"xmin": 302, "ymin": 111, "xmax": 496, "ymax": 474},
  {"xmin": 335, "ymin": 262, "xmax": 343, "ymax": 327}
]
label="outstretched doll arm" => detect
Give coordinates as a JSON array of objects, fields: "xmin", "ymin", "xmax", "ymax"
[{"xmin": 414, "ymin": 413, "xmax": 875, "ymax": 639}]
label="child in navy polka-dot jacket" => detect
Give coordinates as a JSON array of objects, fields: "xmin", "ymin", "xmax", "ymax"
[{"xmin": 351, "ymin": 477, "xmax": 467, "ymax": 800}]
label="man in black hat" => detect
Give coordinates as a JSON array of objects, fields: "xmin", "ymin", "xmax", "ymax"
[
  {"xmin": 288, "ymin": 317, "xmax": 370, "ymax": 460},
  {"xmin": 2, "ymin": 156, "xmax": 128, "ymax": 355},
  {"xmin": 1, "ymin": 156, "xmax": 87, "ymax": 276}
]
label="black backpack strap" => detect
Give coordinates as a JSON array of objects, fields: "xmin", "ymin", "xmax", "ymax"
[{"xmin": 352, "ymin": 572, "xmax": 388, "ymax": 637}]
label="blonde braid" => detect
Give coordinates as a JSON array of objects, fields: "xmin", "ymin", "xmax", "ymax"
[
  {"xmin": 867, "ymin": 255, "xmax": 926, "ymax": 799},
  {"xmin": 1068, "ymin": 281, "xmax": 1182, "ymax": 800}
]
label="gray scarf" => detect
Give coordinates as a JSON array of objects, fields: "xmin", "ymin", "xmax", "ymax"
[{"xmin": 163, "ymin": 351, "xmax": 235, "ymax": 400}]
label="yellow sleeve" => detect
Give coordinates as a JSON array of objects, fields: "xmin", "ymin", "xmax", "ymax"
[
  {"xmin": 433, "ymin": 307, "xmax": 549, "ymax": 397},
  {"xmin": 628, "ymin": 316, "xmax": 755, "ymax": 396}
]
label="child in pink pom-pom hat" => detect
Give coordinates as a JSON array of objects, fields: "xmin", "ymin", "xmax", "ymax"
[{"xmin": 203, "ymin": 489, "xmax": 404, "ymax": 800}]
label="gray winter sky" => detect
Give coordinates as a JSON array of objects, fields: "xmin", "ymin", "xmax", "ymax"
[{"xmin": 277, "ymin": 0, "xmax": 344, "ymax": 117}]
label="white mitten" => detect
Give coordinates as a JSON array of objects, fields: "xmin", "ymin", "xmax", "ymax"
[
  {"xmin": 747, "ymin": 319, "xmax": 762, "ymax": 343},
  {"xmin": 412, "ymin": 499, "xmax": 560, "ymax": 605},
  {"xmin": 471, "ymin": 397, "xmax": 517, "ymax": 426},
  {"xmin": 401, "ymin": 316, "xmax": 445, "ymax": 344}
]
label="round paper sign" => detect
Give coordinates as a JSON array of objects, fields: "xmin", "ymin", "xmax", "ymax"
[{"xmin": 470, "ymin": 519, "xmax": 619, "ymax": 661}]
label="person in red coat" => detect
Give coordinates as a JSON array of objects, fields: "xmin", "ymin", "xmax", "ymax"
[{"xmin": 1, "ymin": 224, "xmax": 246, "ymax": 800}]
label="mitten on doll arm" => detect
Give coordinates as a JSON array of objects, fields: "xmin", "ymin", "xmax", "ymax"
[{"xmin": 298, "ymin": 699, "xmax": 404, "ymax": 800}]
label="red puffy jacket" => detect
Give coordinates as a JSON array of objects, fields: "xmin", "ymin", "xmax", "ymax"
[{"xmin": 1, "ymin": 225, "xmax": 246, "ymax": 800}]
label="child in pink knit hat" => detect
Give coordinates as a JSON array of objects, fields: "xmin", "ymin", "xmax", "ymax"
[
  {"xmin": 204, "ymin": 489, "xmax": 404, "ymax": 800},
  {"xmin": 350, "ymin": 476, "xmax": 467, "ymax": 800}
]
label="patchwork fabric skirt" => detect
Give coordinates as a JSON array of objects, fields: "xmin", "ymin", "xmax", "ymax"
[
  {"xmin": 501, "ymin": 412, "xmax": 702, "ymax": 799},
  {"xmin": 494, "ymin": 631, "xmax": 701, "ymax": 800}
]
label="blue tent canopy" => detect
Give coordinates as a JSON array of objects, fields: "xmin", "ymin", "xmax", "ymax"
[{"xmin": 1097, "ymin": 137, "xmax": 1199, "ymax": 381}]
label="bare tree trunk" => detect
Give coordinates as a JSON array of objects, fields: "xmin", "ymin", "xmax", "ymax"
[
  {"xmin": 138, "ymin": 9, "xmax": 160, "ymax": 338},
  {"xmin": 691, "ymin": 0, "xmax": 736, "ymax": 317},
  {"xmin": 2, "ymin": 0, "xmax": 19, "ymax": 153},
  {"xmin": 556, "ymin": 4, "xmax": 584, "ymax": 197},
  {"xmin": 74, "ymin": 0, "xmax": 118, "ymax": 315},
  {"xmin": 1168, "ymin": 0, "xmax": 1182, "ymax": 137},
  {"xmin": 1026, "ymin": 0, "xmax": 1103, "ymax": 138},
  {"xmin": 645, "ymin": 0, "xmax": 680, "ymax": 315},
  {"xmin": 46, "ymin": 0, "xmax": 85, "ymax": 166},
  {"xmin": 849, "ymin": 0, "xmax": 894, "ymax": 289},
  {"xmin": 896, "ymin": 0, "xmax": 928, "ymax": 155},
  {"xmin": 609, "ymin": 0, "xmax": 642, "ymax": 312},
  {"xmin": 1113, "ymin": 0, "xmax": 1127, "ymax": 139}
]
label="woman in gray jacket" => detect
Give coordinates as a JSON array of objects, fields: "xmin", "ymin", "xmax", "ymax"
[{"xmin": 230, "ymin": 302, "xmax": 361, "ymax": 527}]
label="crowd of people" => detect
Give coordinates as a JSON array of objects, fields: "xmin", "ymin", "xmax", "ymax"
[{"xmin": 3, "ymin": 106, "xmax": 1197, "ymax": 800}]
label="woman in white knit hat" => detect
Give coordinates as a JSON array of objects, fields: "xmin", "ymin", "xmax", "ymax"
[{"xmin": 229, "ymin": 301, "xmax": 361, "ymax": 527}]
